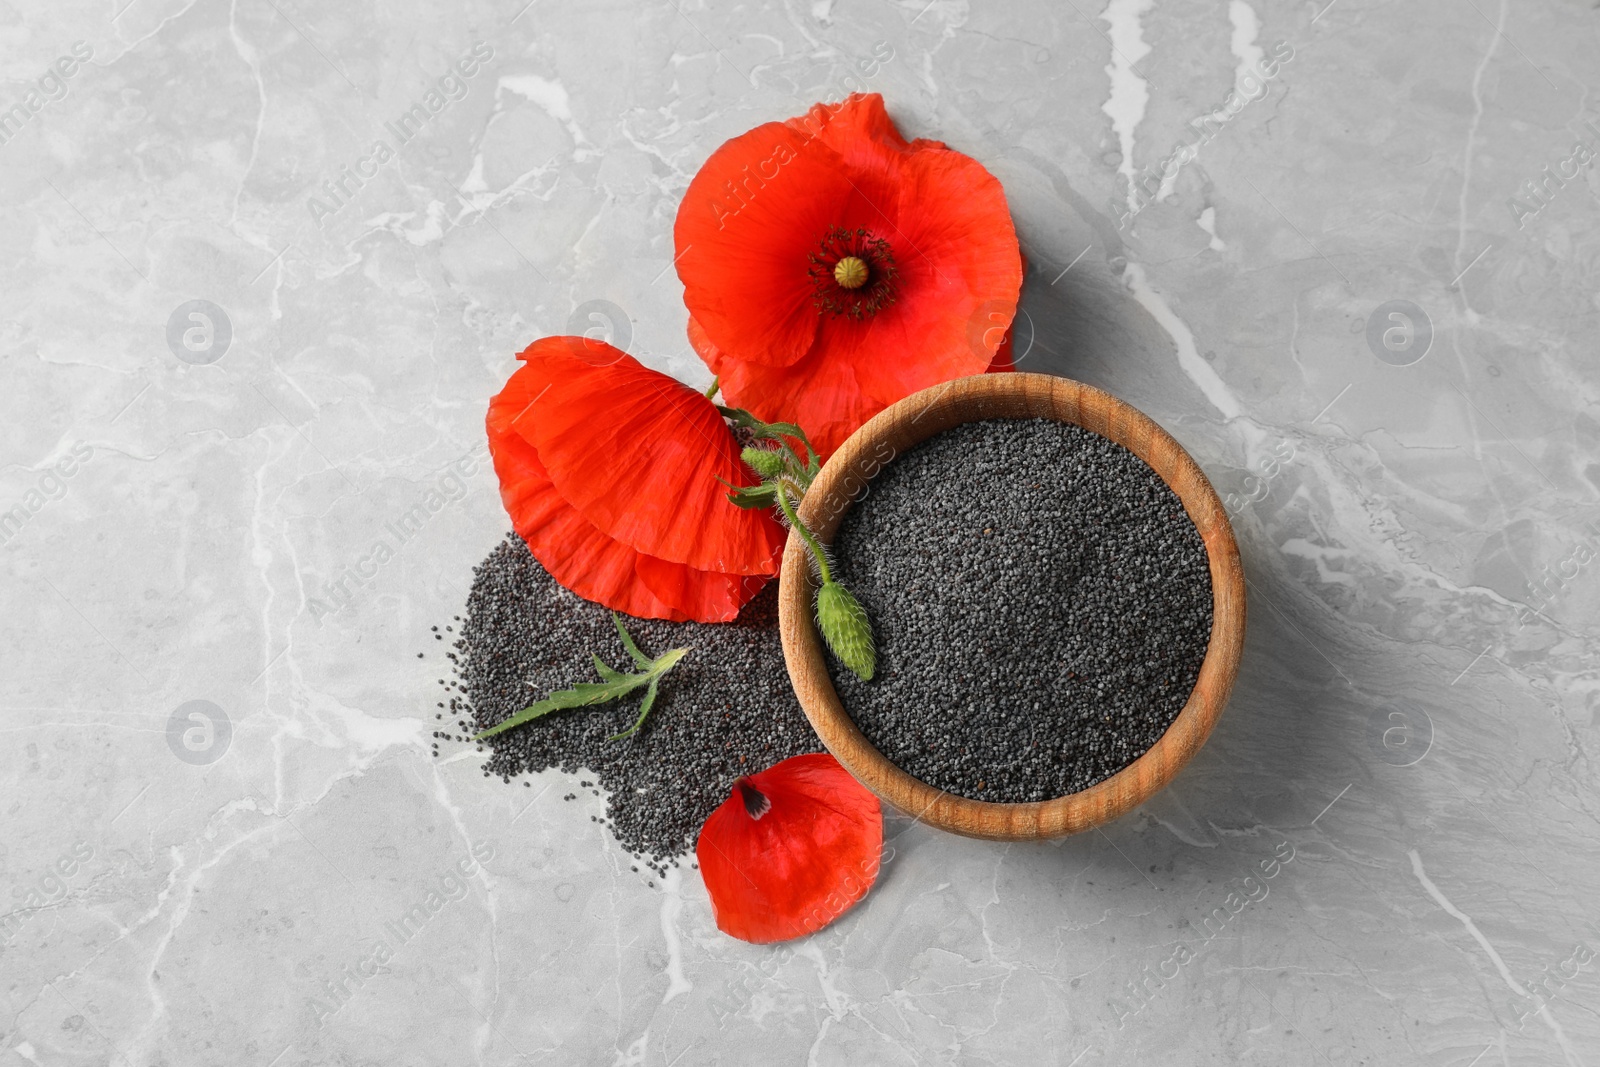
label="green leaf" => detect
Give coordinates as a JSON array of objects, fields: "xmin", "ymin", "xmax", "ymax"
[
  {"xmin": 592, "ymin": 654, "xmax": 627, "ymax": 683},
  {"xmin": 473, "ymin": 619, "xmax": 688, "ymax": 741},
  {"xmin": 725, "ymin": 483, "xmax": 778, "ymax": 509},
  {"xmin": 718, "ymin": 406, "xmax": 820, "ymax": 489},
  {"xmin": 612, "ymin": 612, "xmax": 652, "ymax": 669},
  {"xmin": 608, "ymin": 675, "xmax": 661, "ymax": 740},
  {"xmin": 473, "ymin": 681, "xmax": 637, "ymax": 739}
]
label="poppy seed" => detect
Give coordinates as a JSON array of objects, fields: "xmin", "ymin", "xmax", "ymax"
[
  {"xmin": 827, "ymin": 417, "xmax": 1213, "ymax": 804},
  {"xmin": 453, "ymin": 535, "xmax": 823, "ymax": 875}
]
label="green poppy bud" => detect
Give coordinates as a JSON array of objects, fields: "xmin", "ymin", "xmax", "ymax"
[
  {"xmin": 816, "ymin": 581, "xmax": 875, "ymax": 681},
  {"xmin": 740, "ymin": 447, "xmax": 787, "ymax": 478}
]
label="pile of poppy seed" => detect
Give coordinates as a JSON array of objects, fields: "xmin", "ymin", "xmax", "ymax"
[
  {"xmin": 828, "ymin": 417, "xmax": 1213, "ymax": 803},
  {"xmin": 434, "ymin": 535, "xmax": 821, "ymax": 881}
]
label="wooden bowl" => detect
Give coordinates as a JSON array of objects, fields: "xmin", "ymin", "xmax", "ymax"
[{"xmin": 778, "ymin": 372, "xmax": 1245, "ymax": 841}]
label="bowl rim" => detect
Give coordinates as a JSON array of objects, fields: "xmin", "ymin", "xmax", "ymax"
[{"xmin": 777, "ymin": 371, "xmax": 1246, "ymax": 841}]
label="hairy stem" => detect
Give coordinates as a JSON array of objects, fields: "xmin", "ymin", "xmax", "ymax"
[
  {"xmin": 703, "ymin": 376, "xmax": 720, "ymax": 400},
  {"xmin": 775, "ymin": 480, "xmax": 832, "ymax": 586}
]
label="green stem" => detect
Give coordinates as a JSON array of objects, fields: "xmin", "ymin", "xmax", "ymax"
[
  {"xmin": 703, "ymin": 376, "xmax": 720, "ymax": 400},
  {"xmin": 775, "ymin": 481, "xmax": 832, "ymax": 585}
]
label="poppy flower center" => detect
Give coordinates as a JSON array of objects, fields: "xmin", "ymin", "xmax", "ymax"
[
  {"xmin": 807, "ymin": 226, "xmax": 898, "ymax": 320},
  {"xmin": 735, "ymin": 778, "xmax": 771, "ymax": 819},
  {"xmin": 833, "ymin": 257, "xmax": 869, "ymax": 289}
]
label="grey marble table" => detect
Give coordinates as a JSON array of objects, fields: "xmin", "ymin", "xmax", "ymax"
[{"xmin": 3, "ymin": 0, "xmax": 1598, "ymax": 1063}]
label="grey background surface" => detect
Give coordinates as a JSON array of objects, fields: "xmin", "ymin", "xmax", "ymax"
[{"xmin": 3, "ymin": 0, "xmax": 1598, "ymax": 1064}]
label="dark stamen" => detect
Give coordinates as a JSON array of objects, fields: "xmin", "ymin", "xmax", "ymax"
[{"xmin": 807, "ymin": 226, "xmax": 898, "ymax": 319}]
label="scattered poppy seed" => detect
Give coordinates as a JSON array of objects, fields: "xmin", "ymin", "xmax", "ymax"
[
  {"xmin": 455, "ymin": 535, "xmax": 822, "ymax": 868},
  {"xmin": 828, "ymin": 417, "xmax": 1213, "ymax": 803}
]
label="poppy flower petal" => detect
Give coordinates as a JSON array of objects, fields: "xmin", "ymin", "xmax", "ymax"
[
  {"xmin": 713, "ymin": 316, "xmax": 999, "ymax": 459},
  {"xmin": 983, "ymin": 256, "xmax": 1027, "ymax": 374},
  {"xmin": 512, "ymin": 338, "xmax": 785, "ymax": 576},
  {"xmin": 986, "ymin": 326, "xmax": 1017, "ymax": 374},
  {"xmin": 876, "ymin": 147, "xmax": 1022, "ymax": 362},
  {"xmin": 784, "ymin": 92, "xmax": 922, "ymax": 175},
  {"xmin": 710, "ymin": 342, "xmax": 912, "ymax": 460},
  {"xmin": 695, "ymin": 753, "xmax": 883, "ymax": 943},
  {"xmin": 487, "ymin": 359, "xmax": 769, "ymax": 623},
  {"xmin": 488, "ymin": 382, "xmax": 674, "ymax": 619},
  {"xmin": 635, "ymin": 553, "xmax": 767, "ymax": 624},
  {"xmin": 677, "ymin": 93, "xmax": 1021, "ymax": 459},
  {"xmin": 687, "ymin": 314, "xmax": 736, "ymax": 378},
  {"xmin": 691, "ymin": 311, "xmax": 1005, "ymax": 460},
  {"xmin": 675, "ymin": 123, "xmax": 861, "ymax": 368}
]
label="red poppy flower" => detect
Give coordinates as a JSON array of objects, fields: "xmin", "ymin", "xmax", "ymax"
[
  {"xmin": 696, "ymin": 753, "xmax": 884, "ymax": 943},
  {"xmin": 987, "ymin": 325, "xmax": 1017, "ymax": 374},
  {"xmin": 675, "ymin": 92, "xmax": 1022, "ymax": 457},
  {"xmin": 486, "ymin": 337, "xmax": 785, "ymax": 622}
]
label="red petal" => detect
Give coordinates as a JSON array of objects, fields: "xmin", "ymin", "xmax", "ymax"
[
  {"xmin": 986, "ymin": 325, "xmax": 1017, "ymax": 374},
  {"xmin": 674, "ymin": 122, "xmax": 841, "ymax": 368},
  {"xmin": 487, "ymin": 354, "xmax": 771, "ymax": 622},
  {"xmin": 687, "ymin": 315, "xmax": 737, "ymax": 378},
  {"xmin": 699, "ymin": 320, "xmax": 983, "ymax": 460},
  {"xmin": 695, "ymin": 753, "xmax": 883, "ymax": 943},
  {"xmin": 676, "ymin": 93, "xmax": 1021, "ymax": 459},
  {"xmin": 512, "ymin": 338, "xmax": 784, "ymax": 576},
  {"xmin": 784, "ymin": 93, "xmax": 925, "ymax": 173},
  {"xmin": 984, "ymin": 254, "xmax": 1026, "ymax": 374}
]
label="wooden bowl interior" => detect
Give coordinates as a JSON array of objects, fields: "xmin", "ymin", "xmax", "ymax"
[{"xmin": 778, "ymin": 373, "xmax": 1246, "ymax": 841}]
